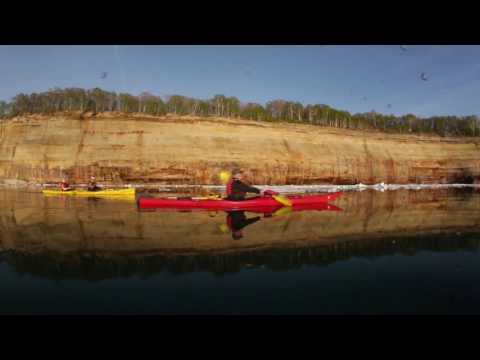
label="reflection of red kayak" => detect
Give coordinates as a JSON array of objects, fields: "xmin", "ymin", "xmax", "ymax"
[
  {"xmin": 244, "ymin": 201, "xmax": 343, "ymax": 214},
  {"xmin": 138, "ymin": 192, "xmax": 343, "ymax": 211}
]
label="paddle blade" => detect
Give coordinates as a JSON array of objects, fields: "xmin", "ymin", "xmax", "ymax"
[
  {"xmin": 273, "ymin": 195, "xmax": 292, "ymax": 207},
  {"xmin": 272, "ymin": 206, "xmax": 293, "ymax": 217}
]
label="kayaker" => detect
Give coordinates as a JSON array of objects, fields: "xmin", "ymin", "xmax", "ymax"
[
  {"xmin": 226, "ymin": 169, "xmax": 278, "ymax": 201},
  {"xmin": 87, "ymin": 176, "xmax": 101, "ymax": 192},
  {"xmin": 226, "ymin": 210, "xmax": 261, "ymax": 240},
  {"xmin": 59, "ymin": 178, "xmax": 72, "ymax": 192}
]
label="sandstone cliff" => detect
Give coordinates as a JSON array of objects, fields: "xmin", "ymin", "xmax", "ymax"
[{"xmin": 1, "ymin": 112, "xmax": 479, "ymax": 185}]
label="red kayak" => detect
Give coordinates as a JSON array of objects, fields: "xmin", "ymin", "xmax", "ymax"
[
  {"xmin": 139, "ymin": 201, "xmax": 343, "ymax": 214},
  {"xmin": 138, "ymin": 192, "xmax": 343, "ymax": 211}
]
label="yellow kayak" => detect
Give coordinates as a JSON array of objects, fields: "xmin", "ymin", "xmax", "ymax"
[{"xmin": 42, "ymin": 188, "xmax": 136, "ymax": 197}]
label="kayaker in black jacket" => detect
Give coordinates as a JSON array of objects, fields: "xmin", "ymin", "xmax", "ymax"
[
  {"xmin": 226, "ymin": 210, "xmax": 261, "ymax": 240},
  {"xmin": 87, "ymin": 176, "xmax": 101, "ymax": 192},
  {"xmin": 226, "ymin": 169, "xmax": 277, "ymax": 201}
]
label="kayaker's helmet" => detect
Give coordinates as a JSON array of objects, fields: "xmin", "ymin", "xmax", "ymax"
[{"xmin": 219, "ymin": 170, "xmax": 232, "ymax": 184}]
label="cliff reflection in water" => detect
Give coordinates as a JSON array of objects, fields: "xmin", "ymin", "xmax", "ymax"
[{"xmin": 1, "ymin": 188, "xmax": 480, "ymax": 281}]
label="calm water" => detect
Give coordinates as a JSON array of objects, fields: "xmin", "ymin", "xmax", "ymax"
[{"xmin": 1, "ymin": 187, "xmax": 480, "ymax": 314}]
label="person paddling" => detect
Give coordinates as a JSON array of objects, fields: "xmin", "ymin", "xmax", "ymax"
[
  {"xmin": 225, "ymin": 169, "xmax": 278, "ymax": 201},
  {"xmin": 59, "ymin": 178, "xmax": 72, "ymax": 192},
  {"xmin": 87, "ymin": 176, "xmax": 101, "ymax": 192}
]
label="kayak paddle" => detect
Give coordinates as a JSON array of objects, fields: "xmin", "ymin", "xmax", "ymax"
[
  {"xmin": 272, "ymin": 206, "xmax": 293, "ymax": 217},
  {"xmin": 272, "ymin": 194, "xmax": 292, "ymax": 207},
  {"xmin": 167, "ymin": 195, "xmax": 222, "ymax": 200}
]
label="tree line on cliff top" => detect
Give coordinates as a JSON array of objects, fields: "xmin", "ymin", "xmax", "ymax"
[{"xmin": 0, "ymin": 87, "xmax": 479, "ymax": 137}]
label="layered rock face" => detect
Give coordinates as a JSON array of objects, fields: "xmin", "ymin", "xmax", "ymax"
[{"xmin": 1, "ymin": 113, "xmax": 479, "ymax": 185}]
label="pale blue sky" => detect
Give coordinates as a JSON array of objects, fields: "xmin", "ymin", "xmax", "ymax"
[{"xmin": 1, "ymin": 45, "xmax": 479, "ymax": 117}]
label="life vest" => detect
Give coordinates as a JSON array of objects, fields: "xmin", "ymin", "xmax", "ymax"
[
  {"xmin": 226, "ymin": 179, "xmax": 235, "ymax": 196},
  {"xmin": 226, "ymin": 213, "xmax": 233, "ymax": 230}
]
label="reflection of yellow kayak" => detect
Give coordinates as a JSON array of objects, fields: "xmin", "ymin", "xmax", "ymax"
[{"xmin": 42, "ymin": 188, "xmax": 135, "ymax": 197}]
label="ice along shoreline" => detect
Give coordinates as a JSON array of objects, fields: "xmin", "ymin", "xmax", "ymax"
[{"xmin": 1, "ymin": 178, "xmax": 479, "ymax": 193}]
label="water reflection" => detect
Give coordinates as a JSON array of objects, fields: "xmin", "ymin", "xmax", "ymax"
[
  {"xmin": 1, "ymin": 231, "xmax": 479, "ymax": 281},
  {"xmin": 218, "ymin": 201, "xmax": 342, "ymax": 240},
  {"xmin": 1, "ymin": 188, "xmax": 480, "ymax": 281},
  {"xmin": 224, "ymin": 211, "xmax": 261, "ymax": 240}
]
